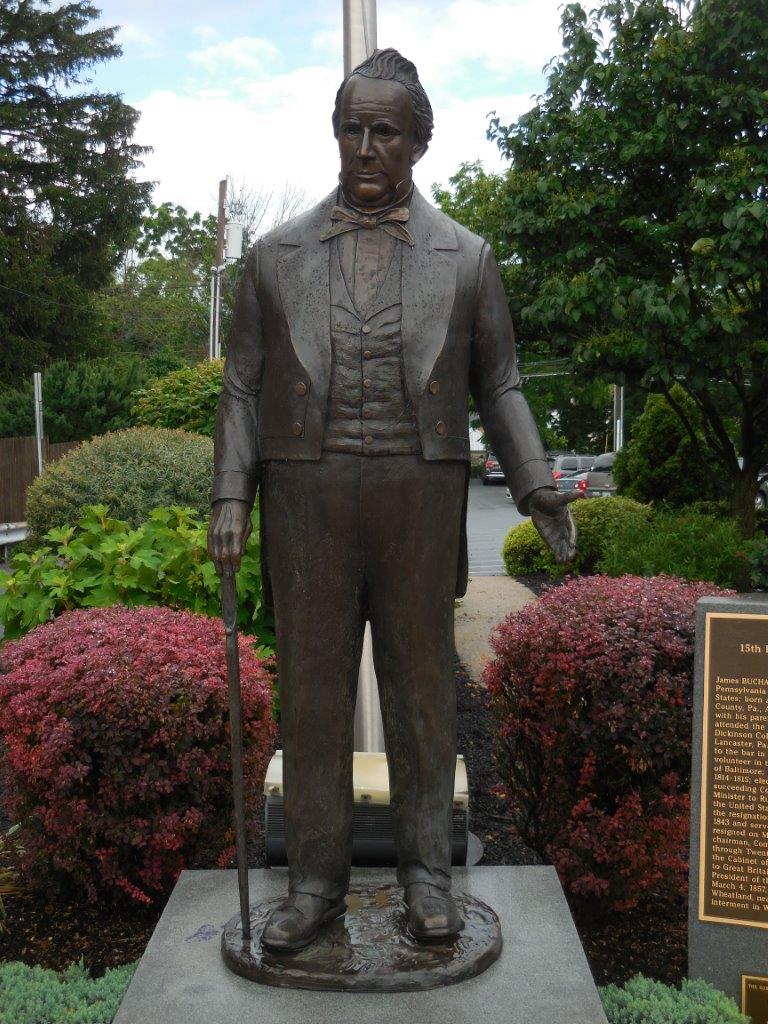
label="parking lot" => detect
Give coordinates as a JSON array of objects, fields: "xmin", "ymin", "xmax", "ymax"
[{"xmin": 466, "ymin": 477, "xmax": 526, "ymax": 576}]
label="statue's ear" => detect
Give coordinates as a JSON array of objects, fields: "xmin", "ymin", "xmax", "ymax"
[{"xmin": 410, "ymin": 142, "xmax": 427, "ymax": 166}]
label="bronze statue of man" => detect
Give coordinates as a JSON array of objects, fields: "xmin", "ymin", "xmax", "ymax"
[{"xmin": 208, "ymin": 48, "xmax": 577, "ymax": 954}]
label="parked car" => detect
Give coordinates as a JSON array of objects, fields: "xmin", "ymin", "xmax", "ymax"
[
  {"xmin": 557, "ymin": 471, "xmax": 589, "ymax": 496},
  {"xmin": 585, "ymin": 452, "xmax": 617, "ymax": 497},
  {"xmin": 480, "ymin": 451, "xmax": 505, "ymax": 485},
  {"xmin": 548, "ymin": 453, "xmax": 595, "ymax": 484}
]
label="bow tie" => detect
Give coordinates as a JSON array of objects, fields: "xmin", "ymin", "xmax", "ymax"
[{"xmin": 320, "ymin": 205, "xmax": 415, "ymax": 247}]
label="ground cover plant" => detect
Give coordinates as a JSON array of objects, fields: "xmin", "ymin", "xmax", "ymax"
[
  {"xmin": 599, "ymin": 974, "xmax": 747, "ymax": 1024},
  {"xmin": 25, "ymin": 427, "xmax": 213, "ymax": 541},
  {"xmin": 485, "ymin": 574, "xmax": 725, "ymax": 917},
  {"xmin": 0, "ymin": 961, "xmax": 136, "ymax": 1024},
  {"xmin": 0, "ymin": 605, "xmax": 276, "ymax": 904},
  {"xmin": 0, "ymin": 504, "xmax": 271, "ymax": 645}
]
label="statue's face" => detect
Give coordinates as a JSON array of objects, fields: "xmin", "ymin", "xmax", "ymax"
[{"xmin": 337, "ymin": 75, "xmax": 426, "ymax": 209}]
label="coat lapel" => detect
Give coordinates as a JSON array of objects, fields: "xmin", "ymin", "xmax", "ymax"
[
  {"xmin": 401, "ymin": 188, "xmax": 458, "ymax": 401},
  {"xmin": 276, "ymin": 191, "xmax": 336, "ymax": 398},
  {"xmin": 276, "ymin": 187, "xmax": 459, "ymax": 405}
]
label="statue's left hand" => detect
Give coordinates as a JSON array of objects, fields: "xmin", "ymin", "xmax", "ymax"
[{"xmin": 527, "ymin": 487, "xmax": 582, "ymax": 564}]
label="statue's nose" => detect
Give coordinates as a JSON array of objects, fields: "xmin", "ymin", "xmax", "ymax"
[{"xmin": 359, "ymin": 127, "xmax": 373, "ymax": 158}]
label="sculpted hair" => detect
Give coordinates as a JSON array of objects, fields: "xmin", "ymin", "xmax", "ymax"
[{"xmin": 332, "ymin": 48, "xmax": 434, "ymax": 148}]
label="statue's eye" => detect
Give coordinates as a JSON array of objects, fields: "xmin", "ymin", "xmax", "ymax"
[
  {"xmin": 374, "ymin": 124, "xmax": 395, "ymax": 137},
  {"xmin": 344, "ymin": 124, "xmax": 361, "ymax": 136}
]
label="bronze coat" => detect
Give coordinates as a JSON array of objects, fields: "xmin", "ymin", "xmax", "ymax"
[{"xmin": 212, "ymin": 187, "xmax": 553, "ymax": 598}]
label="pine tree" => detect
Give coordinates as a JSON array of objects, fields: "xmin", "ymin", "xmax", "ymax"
[{"xmin": 0, "ymin": 0, "xmax": 151, "ymax": 384}]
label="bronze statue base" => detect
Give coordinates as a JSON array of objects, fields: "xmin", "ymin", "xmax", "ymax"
[{"xmin": 221, "ymin": 883, "xmax": 502, "ymax": 992}]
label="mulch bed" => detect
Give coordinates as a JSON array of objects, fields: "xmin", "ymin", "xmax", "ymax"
[{"xmin": 0, "ymin": 655, "xmax": 686, "ymax": 987}]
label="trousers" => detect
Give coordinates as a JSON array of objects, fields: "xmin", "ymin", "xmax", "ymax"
[{"xmin": 261, "ymin": 453, "xmax": 467, "ymax": 900}]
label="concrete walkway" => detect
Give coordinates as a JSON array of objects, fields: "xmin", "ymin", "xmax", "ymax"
[{"xmin": 454, "ymin": 574, "xmax": 536, "ymax": 684}]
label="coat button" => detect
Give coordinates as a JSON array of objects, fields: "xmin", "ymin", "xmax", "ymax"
[
  {"xmin": 362, "ymin": 324, "xmax": 372, "ymax": 334},
  {"xmin": 429, "ymin": 380, "xmax": 440, "ymax": 395},
  {"xmin": 364, "ymin": 435, "xmax": 373, "ymax": 445},
  {"xmin": 292, "ymin": 422, "xmax": 303, "ymax": 437},
  {"xmin": 363, "ymin": 350, "xmax": 372, "ymax": 360},
  {"xmin": 363, "ymin": 378, "xmax": 372, "ymax": 389},
  {"xmin": 294, "ymin": 381, "xmax": 308, "ymax": 396},
  {"xmin": 435, "ymin": 420, "xmax": 447, "ymax": 436}
]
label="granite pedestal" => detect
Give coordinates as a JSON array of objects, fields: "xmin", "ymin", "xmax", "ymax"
[{"xmin": 113, "ymin": 866, "xmax": 607, "ymax": 1024}]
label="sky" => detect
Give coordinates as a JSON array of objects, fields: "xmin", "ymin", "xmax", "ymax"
[{"xmin": 88, "ymin": 0, "xmax": 570, "ymax": 221}]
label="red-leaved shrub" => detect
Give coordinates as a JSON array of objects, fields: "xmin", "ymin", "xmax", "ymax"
[
  {"xmin": 0, "ymin": 605, "xmax": 276, "ymax": 904},
  {"xmin": 484, "ymin": 574, "xmax": 728, "ymax": 916}
]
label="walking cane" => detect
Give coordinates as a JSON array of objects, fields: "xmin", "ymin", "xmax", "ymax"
[{"xmin": 221, "ymin": 565, "xmax": 252, "ymax": 942}]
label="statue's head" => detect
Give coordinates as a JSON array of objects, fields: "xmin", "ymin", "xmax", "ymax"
[{"xmin": 332, "ymin": 48, "xmax": 433, "ymax": 210}]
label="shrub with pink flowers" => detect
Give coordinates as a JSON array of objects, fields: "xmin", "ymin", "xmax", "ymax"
[
  {"xmin": 0, "ymin": 605, "xmax": 276, "ymax": 904},
  {"xmin": 484, "ymin": 574, "xmax": 728, "ymax": 916}
]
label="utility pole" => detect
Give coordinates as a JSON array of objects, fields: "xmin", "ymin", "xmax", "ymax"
[
  {"xmin": 344, "ymin": 0, "xmax": 385, "ymax": 754},
  {"xmin": 209, "ymin": 177, "xmax": 228, "ymax": 360}
]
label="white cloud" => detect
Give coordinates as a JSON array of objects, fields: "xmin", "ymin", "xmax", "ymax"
[
  {"xmin": 134, "ymin": 76, "xmax": 528, "ymax": 219},
  {"xmin": 118, "ymin": 23, "xmax": 157, "ymax": 47},
  {"xmin": 193, "ymin": 24, "xmax": 218, "ymax": 41},
  {"xmin": 311, "ymin": 0, "xmax": 563, "ymax": 84},
  {"xmin": 189, "ymin": 36, "xmax": 280, "ymax": 75}
]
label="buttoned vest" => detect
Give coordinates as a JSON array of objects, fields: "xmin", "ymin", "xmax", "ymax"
[{"xmin": 323, "ymin": 236, "xmax": 421, "ymax": 455}]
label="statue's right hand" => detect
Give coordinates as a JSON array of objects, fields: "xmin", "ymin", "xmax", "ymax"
[{"xmin": 207, "ymin": 499, "xmax": 253, "ymax": 576}]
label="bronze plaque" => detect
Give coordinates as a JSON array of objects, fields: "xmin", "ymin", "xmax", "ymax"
[
  {"xmin": 699, "ymin": 613, "xmax": 768, "ymax": 928},
  {"xmin": 743, "ymin": 973, "xmax": 768, "ymax": 1024}
]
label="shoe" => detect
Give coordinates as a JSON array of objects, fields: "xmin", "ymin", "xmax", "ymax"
[
  {"xmin": 404, "ymin": 882, "xmax": 462, "ymax": 942},
  {"xmin": 261, "ymin": 891, "xmax": 346, "ymax": 953}
]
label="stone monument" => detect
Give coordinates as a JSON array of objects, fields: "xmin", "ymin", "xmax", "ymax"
[{"xmin": 689, "ymin": 594, "xmax": 768, "ymax": 1021}]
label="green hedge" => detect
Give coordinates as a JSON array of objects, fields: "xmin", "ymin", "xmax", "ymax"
[
  {"xmin": 503, "ymin": 497, "xmax": 651, "ymax": 578},
  {"xmin": 131, "ymin": 359, "xmax": 223, "ymax": 436},
  {"xmin": 598, "ymin": 510, "xmax": 742, "ymax": 587},
  {"xmin": 25, "ymin": 427, "xmax": 213, "ymax": 541},
  {"xmin": 0, "ymin": 961, "xmax": 135, "ymax": 1024},
  {"xmin": 599, "ymin": 975, "xmax": 747, "ymax": 1024}
]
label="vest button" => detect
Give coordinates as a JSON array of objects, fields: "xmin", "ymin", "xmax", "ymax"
[
  {"xmin": 363, "ymin": 409, "xmax": 372, "ymax": 419},
  {"xmin": 364, "ymin": 435, "xmax": 373, "ymax": 445},
  {"xmin": 292, "ymin": 422, "xmax": 303, "ymax": 437},
  {"xmin": 363, "ymin": 378, "xmax": 372, "ymax": 389},
  {"xmin": 435, "ymin": 420, "xmax": 447, "ymax": 436},
  {"xmin": 363, "ymin": 350, "xmax": 372, "ymax": 360},
  {"xmin": 294, "ymin": 381, "xmax": 308, "ymax": 396},
  {"xmin": 429, "ymin": 380, "xmax": 440, "ymax": 395},
  {"xmin": 362, "ymin": 324, "xmax": 372, "ymax": 334}
]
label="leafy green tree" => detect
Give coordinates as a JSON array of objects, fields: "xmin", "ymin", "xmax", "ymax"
[
  {"xmin": 435, "ymin": 162, "xmax": 621, "ymax": 453},
  {"xmin": 476, "ymin": 0, "xmax": 768, "ymax": 540},
  {"xmin": 614, "ymin": 385, "xmax": 727, "ymax": 506},
  {"xmin": 0, "ymin": 0, "xmax": 151, "ymax": 384},
  {"xmin": 97, "ymin": 203, "xmax": 218, "ymax": 362}
]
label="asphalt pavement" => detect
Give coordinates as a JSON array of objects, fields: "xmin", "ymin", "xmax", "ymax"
[{"xmin": 466, "ymin": 477, "xmax": 526, "ymax": 576}]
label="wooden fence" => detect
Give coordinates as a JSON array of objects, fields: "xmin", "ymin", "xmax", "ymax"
[{"xmin": 0, "ymin": 436, "xmax": 80, "ymax": 523}]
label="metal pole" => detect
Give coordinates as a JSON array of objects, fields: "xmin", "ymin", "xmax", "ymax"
[
  {"xmin": 343, "ymin": 0, "xmax": 384, "ymax": 753},
  {"xmin": 208, "ymin": 270, "xmax": 216, "ymax": 361},
  {"xmin": 214, "ymin": 267, "xmax": 223, "ymax": 360},
  {"xmin": 613, "ymin": 384, "xmax": 625, "ymax": 451},
  {"xmin": 221, "ymin": 567, "xmax": 251, "ymax": 942},
  {"xmin": 343, "ymin": 0, "xmax": 377, "ymax": 75},
  {"xmin": 32, "ymin": 372, "xmax": 44, "ymax": 475}
]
